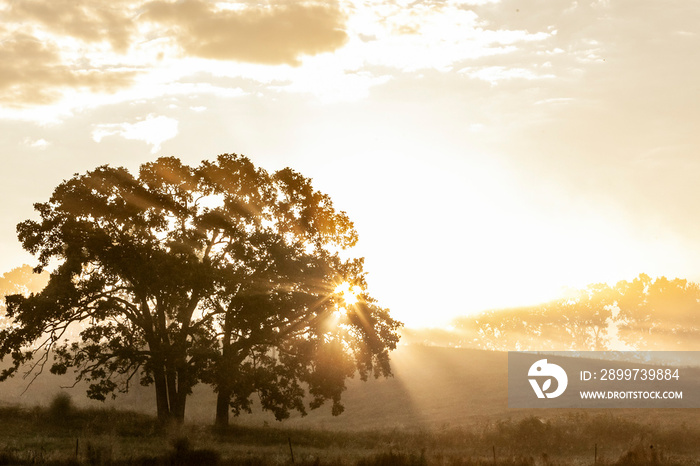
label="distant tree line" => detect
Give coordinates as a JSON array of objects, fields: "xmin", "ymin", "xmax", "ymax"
[{"xmin": 452, "ymin": 274, "xmax": 700, "ymax": 351}]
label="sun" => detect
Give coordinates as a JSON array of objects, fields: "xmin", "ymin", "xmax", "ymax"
[{"xmin": 334, "ymin": 281, "xmax": 362, "ymax": 306}]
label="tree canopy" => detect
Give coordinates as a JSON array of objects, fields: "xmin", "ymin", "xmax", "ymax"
[{"xmin": 0, "ymin": 154, "xmax": 402, "ymax": 424}]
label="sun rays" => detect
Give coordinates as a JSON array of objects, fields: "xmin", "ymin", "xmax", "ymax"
[{"xmin": 334, "ymin": 281, "xmax": 362, "ymax": 306}]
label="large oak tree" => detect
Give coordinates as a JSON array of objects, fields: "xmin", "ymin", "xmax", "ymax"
[{"xmin": 0, "ymin": 154, "xmax": 401, "ymax": 424}]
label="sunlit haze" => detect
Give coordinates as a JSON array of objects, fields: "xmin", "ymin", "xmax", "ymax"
[
  {"xmin": 335, "ymin": 282, "xmax": 362, "ymax": 306},
  {"xmin": 2, "ymin": 0, "xmax": 700, "ymax": 328}
]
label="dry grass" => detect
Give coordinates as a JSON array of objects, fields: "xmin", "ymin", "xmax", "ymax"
[{"xmin": 0, "ymin": 399, "xmax": 697, "ymax": 465}]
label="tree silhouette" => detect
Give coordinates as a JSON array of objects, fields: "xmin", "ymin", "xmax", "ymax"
[
  {"xmin": 556, "ymin": 283, "xmax": 615, "ymax": 350},
  {"xmin": 0, "ymin": 154, "xmax": 401, "ymax": 424},
  {"xmin": 454, "ymin": 274, "xmax": 700, "ymax": 352},
  {"xmin": 615, "ymin": 274, "xmax": 700, "ymax": 350},
  {"xmin": 455, "ymin": 288, "xmax": 615, "ymax": 352}
]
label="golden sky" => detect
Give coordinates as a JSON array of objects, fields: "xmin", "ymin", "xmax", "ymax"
[{"xmin": 2, "ymin": 0, "xmax": 700, "ymax": 327}]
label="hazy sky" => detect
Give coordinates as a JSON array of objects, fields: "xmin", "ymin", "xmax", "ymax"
[{"xmin": 2, "ymin": 0, "xmax": 700, "ymax": 327}]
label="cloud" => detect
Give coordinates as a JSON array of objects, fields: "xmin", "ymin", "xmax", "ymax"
[
  {"xmin": 340, "ymin": 0, "xmax": 552, "ymax": 72},
  {"xmin": 92, "ymin": 114, "xmax": 179, "ymax": 153},
  {"xmin": 142, "ymin": 0, "xmax": 348, "ymax": 65},
  {"xmin": 24, "ymin": 138, "xmax": 50, "ymax": 149},
  {"xmin": 0, "ymin": 32, "xmax": 137, "ymax": 106},
  {"xmin": 274, "ymin": 68, "xmax": 393, "ymax": 103},
  {"xmin": 7, "ymin": 0, "xmax": 137, "ymax": 53},
  {"xmin": 459, "ymin": 65, "xmax": 555, "ymax": 84}
]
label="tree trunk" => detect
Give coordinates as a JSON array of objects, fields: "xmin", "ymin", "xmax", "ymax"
[
  {"xmin": 153, "ymin": 365, "xmax": 171, "ymax": 423},
  {"xmin": 148, "ymin": 340, "xmax": 171, "ymax": 423},
  {"xmin": 173, "ymin": 365, "xmax": 189, "ymax": 422},
  {"xmin": 215, "ymin": 318, "xmax": 234, "ymax": 428},
  {"xmin": 176, "ymin": 391, "xmax": 187, "ymax": 421},
  {"xmin": 165, "ymin": 365, "xmax": 184, "ymax": 423},
  {"xmin": 166, "ymin": 389, "xmax": 186, "ymax": 423},
  {"xmin": 215, "ymin": 387, "xmax": 231, "ymax": 428}
]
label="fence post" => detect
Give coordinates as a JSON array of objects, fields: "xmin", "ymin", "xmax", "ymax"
[{"xmin": 288, "ymin": 436, "xmax": 295, "ymax": 464}]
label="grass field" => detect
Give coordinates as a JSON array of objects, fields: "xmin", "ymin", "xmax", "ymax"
[
  {"xmin": 0, "ymin": 346, "xmax": 699, "ymax": 464},
  {"xmin": 0, "ymin": 402, "xmax": 698, "ymax": 465}
]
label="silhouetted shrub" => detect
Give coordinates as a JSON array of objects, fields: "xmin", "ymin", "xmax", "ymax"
[{"xmin": 48, "ymin": 392, "xmax": 73, "ymax": 420}]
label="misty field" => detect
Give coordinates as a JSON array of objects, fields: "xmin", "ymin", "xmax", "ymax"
[{"xmin": 0, "ymin": 347, "xmax": 699, "ymax": 465}]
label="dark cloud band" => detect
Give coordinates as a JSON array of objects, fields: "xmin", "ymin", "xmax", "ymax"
[{"xmin": 142, "ymin": 0, "xmax": 348, "ymax": 66}]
